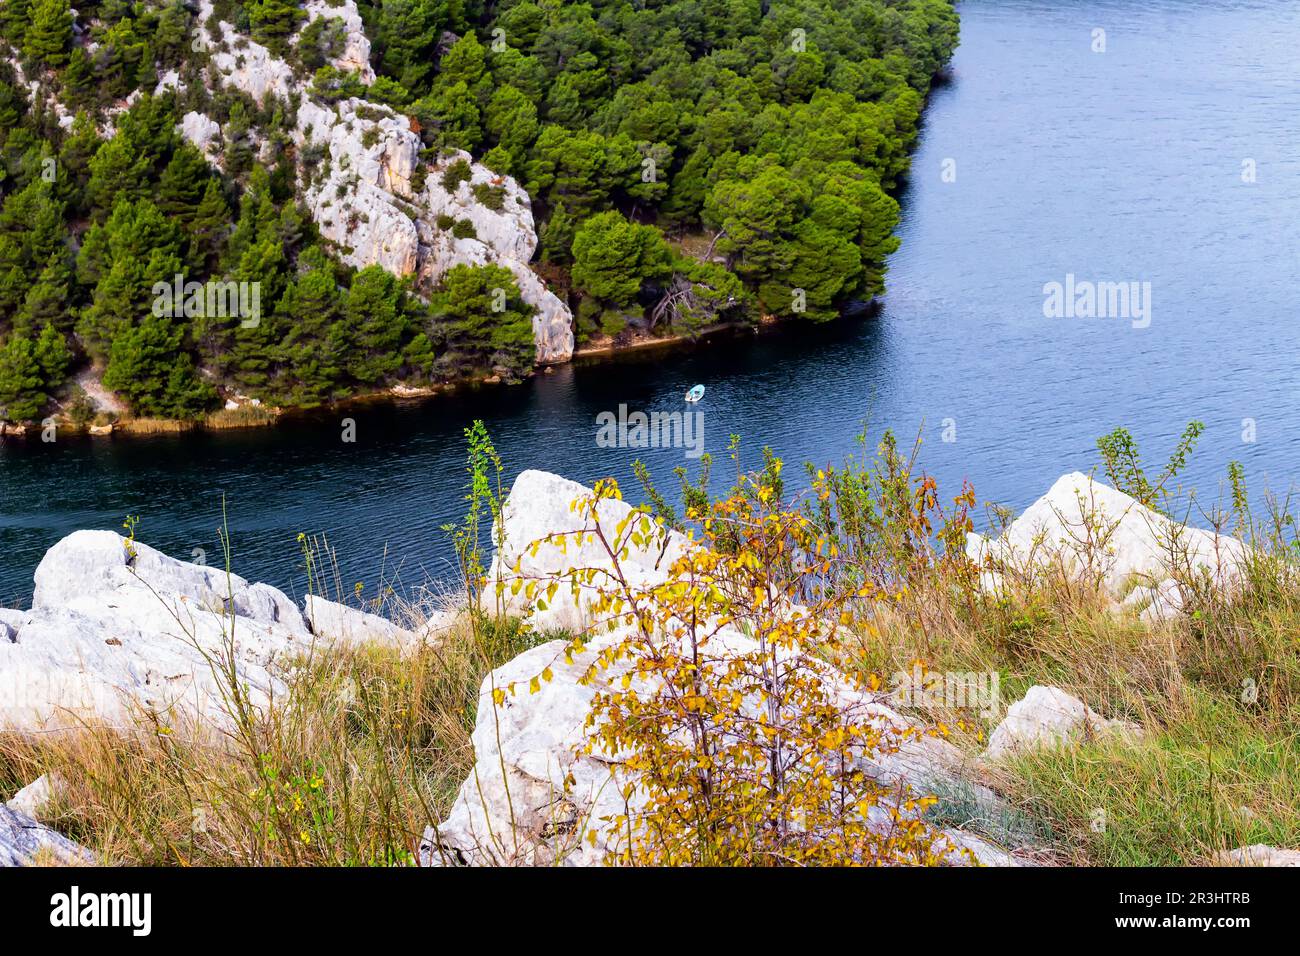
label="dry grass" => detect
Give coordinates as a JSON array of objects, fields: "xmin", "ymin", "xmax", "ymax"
[
  {"xmin": 830, "ymin": 530, "xmax": 1300, "ymax": 865},
  {"xmin": 204, "ymin": 405, "xmax": 281, "ymax": 430},
  {"xmin": 0, "ymin": 607, "xmax": 540, "ymax": 866}
]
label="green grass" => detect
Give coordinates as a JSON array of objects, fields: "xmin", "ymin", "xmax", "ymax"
[{"xmin": 1004, "ymin": 687, "xmax": 1300, "ymax": 865}]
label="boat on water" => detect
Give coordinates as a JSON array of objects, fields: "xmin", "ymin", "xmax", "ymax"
[{"xmin": 685, "ymin": 384, "xmax": 705, "ymax": 403}]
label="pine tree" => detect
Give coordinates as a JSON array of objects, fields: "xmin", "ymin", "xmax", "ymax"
[
  {"xmin": 33, "ymin": 320, "xmax": 71, "ymax": 389},
  {"xmin": 0, "ymin": 0, "xmax": 33, "ymax": 51},
  {"xmin": 16, "ymin": 252, "xmax": 72, "ymax": 333},
  {"xmin": 247, "ymin": 0, "xmax": 303, "ymax": 58},
  {"xmin": 0, "ymin": 333, "xmax": 45, "ymax": 421},
  {"xmin": 272, "ymin": 259, "xmax": 344, "ymax": 405},
  {"xmin": 343, "ymin": 266, "xmax": 407, "ymax": 384},
  {"xmin": 22, "ymin": 0, "xmax": 73, "ymax": 68},
  {"xmin": 79, "ymin": 255, "xmax": 145, "ymax": 360},
  {"xmin": 61, "ymin": 48, "xmax": 96, "ymax": 110},
  {"xmin": 104, "ymin": 311, "xmax": 213, "ymax": 418},
  {"xmin": 433, "ymin": 264, "xmax": 535, "ymax": 378},
  {"xmin": 157, "ymin": 144, "xmax": 211, "ymax": 222},
  {"xmin": 86, "ymin": 136, "xmax": 152, "ymax": 216},
  {"xmin": 187, "ymin": 178, "xmax": 231, "ymax": 273}
]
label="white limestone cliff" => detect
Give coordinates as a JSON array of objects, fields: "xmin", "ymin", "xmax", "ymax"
[
  {"xmin": 190, "ymin": 0, "xmax": 574, "ymax": 364},
  {"xmin": 300, "ymin": 0, "xmax": 377, "ymax": 84}
]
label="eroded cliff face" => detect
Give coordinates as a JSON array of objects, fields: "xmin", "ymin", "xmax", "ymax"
[
  {"xmin": 301, "ymin": 0, "xmax": 376, "ymax": 84},
  {"xmin": 185, "ymin": 0, "xmax": 574, "ymax": 364}
]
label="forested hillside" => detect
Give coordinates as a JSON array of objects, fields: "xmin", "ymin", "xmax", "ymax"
[{"xmin": 0, "ymin": 0, "xmax": 957, "ymax": 425}]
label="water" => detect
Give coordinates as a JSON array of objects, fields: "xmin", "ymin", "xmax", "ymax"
[{"xmin": 4, "ymin": 0, "xmax": 1299, "ymax": 604}]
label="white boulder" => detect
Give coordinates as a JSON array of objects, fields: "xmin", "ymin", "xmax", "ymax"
[
  {"xmin": 0, "ymin": 531, "xmax": 420, "ymax": 733},
  {"xmin": 5, "ymin": 775, "xmax": 56, "ymax": 819},
  {"xmin": 0, "ymin": 608, "xmax": 27, "ymax": 642},
  {"xmin": 1214, "ymin": 844, "xmax": 1300, "ymax": 867},
  {"xmin": 1121, "ymin": 576, "xmax": 1184, "ymax": 625},
  {"xmin": 422, "ymin": 632, "xmax": 1010, "ymax": 867},
  {"xmin": 967, "ymin": 473, "xmax": 1245, "ymax": 604},
  {"xmin": 485, "ymin": 469, "xmax": 693, "ymax": 633},
  {"xmin": 3, "ymin": 530, "xmax": 311, "ymax": 731},
  {"xmin": 983, "ymin": 685, "xmax": 1139, "ymax": 761},
  {"xmin": 425, "ymin": 470, "xmax": 1018, "ymax": 867},
  {"xmin": 180, "ymin": 111, "xmax": 222, "ymax": 163},
  {"xmin": 304, "ymin": 594, "xmax": 420, "ymax": 651},
  {"xmin": 0, "ymin": 805, "xmax": 92, "ymax": 867}
]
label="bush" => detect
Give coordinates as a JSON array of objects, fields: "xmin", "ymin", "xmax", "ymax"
[
  {"xmin": 440, "ymin": 158, "xmax": 472, "ymax": 193},
  {"xmin": 470, "ymin": 182, "xmax": 506, "ymax": 212}
]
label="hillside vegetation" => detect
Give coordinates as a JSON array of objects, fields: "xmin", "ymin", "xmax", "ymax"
[{"xmin": 0, "ymin": 0, "xmax": 957, "ymax": 424}]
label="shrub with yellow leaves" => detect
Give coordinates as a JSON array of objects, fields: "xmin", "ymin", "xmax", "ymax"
[{"xmin": 497, "ymin": 455, "xmax": 961, "ymax": 865}]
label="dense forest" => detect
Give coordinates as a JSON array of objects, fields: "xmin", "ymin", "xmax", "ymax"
[{"xmin": 0, "ymin": 0, "xmax": 957, "ymax": 424}]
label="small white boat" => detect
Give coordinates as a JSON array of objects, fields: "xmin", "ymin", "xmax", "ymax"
[{"xmin": 684, "ymin": 384, "xmax": 705, "ymax": 403}]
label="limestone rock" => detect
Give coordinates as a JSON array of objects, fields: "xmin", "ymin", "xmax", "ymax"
[
  {"xmin": 983, "ymin": 685, "xmax": 1140, "ymax": 761},
  {"xmin": 0, "ymin": 607, "xmax": 27, "ymax": 642},
  {"xmin": 304, "ymin": 595, "xmax": 419, "ymax": 651},
  {"xmin": 3, "ymin": 530, "xmax": 311, "ymax": 732},
  {"xmin": 300, "ymin": 0, "xmax": 376, "ymax": 83},
  {"xmin": 485, "ymin": 469, "xmax": 692, "ymax": 633},
  {"xmin": 1214, "ymin": 844, "xmax": 1300, "ymax": 867},
  {"xmin": 421, "ymin": 632, "xmax": 1005, "ymax": 867},
  {"xmin": 0, "ymin": 804, "xmax": 92, "ymax": 867},
  {"xmin": 0, "ymin": 528, "xmax": 439, "ymax": 731},
  {"xmin": 199, "ymin": 1, "xmax": 296, "ymax": 102},
  {"xmin": 1121, "ymin": 576, "xmax": 1184, "ymax": 625},
  {"xmin": 966, "ymin": 473, "xmax": 1245, "ymax": 602},
  {"xmin": 180, "ymin": 111, "xmax": 222, "ymax": 163},
  {"xmin": 190, "ymin": 2, "xmax": 574, "ymax": 365},
  {"xmin": 425, "ymin": 470, "xmax": 1015, "ymax": 867},
  {"xmin": 5, "ymin": 775, "xmax": 56, "ymax": 819}
]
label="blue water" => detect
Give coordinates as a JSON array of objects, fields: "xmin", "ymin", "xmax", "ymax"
[{"xmin": 3, "ymin": 0, "xmax": 1298, "ymax": 604}]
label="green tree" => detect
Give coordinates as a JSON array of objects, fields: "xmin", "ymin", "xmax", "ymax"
[
  {"xmin": 432, "ymin": 264, "xmax": 536, "ymax": 378},
  {"xmin": 571, "ymin": 211, "xmax": 671, "ymax": 308},
  {"xmin": 33, "ymin": 320, "xmax": 71, "ymax": 389},
  {"xmin": 103, "ymin": 311, "xmax": 214, "ymax": 418},
  {"xmin": 343, "ymin": 265, "xmax": 407, "ymax": 384},
  {"xmin": 248, "ymin": 0, "xmax": 304, "ymax": 57},
  {"xmin": 22, "ymin": 0, "xmax": 73, "ymax": 67},
  {"xmin": 0, "ymin": 333, "xmax": 45, "ymax": 420}
]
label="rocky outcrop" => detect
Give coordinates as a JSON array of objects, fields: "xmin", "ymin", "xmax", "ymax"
[
  {"xmin": 425, "ymin": 469, "xmax": 1022, "ymax": 867},
  {"xmin": 300, "ymin": 0, "xmax": 376, "ymax": 84},
  {"xmin": 304, "ymin": 594, "xmax": 454, "ymax": 652},
  {"xmin": 5, "ymin": 774, "xmax": 57, "ymax": 819},
  {"xmin": 421, "ymin": 628, "xmax": 1016, "ymax": 867},
  {"xmin": 181, "ymin": 111, "xmax": 223, "ymax": 163},
  {"xmin": 1213, "ymin": 844, "xmax": 1300, "ymax": 867},
  {"xmin": 966, "ymin": 472, "xmax": 1246, "ymax": 619},
  {"xmin": 484, "ymin": 469, "xmax": 693, "ymax": 632},
  {"xmin": 190, "ymin": 0, "xmax": 573, "ymax": 365},
  {"xmin": 0, "ymin": 530, "xmax": 422, "ymax": 733},
  {"xmin": 983, "ymin": 686, "xmax": 1140, "ymax": 762},
  {"xmin": 0, "ymin": 804, "xmax": 92, "ymax": 867}
]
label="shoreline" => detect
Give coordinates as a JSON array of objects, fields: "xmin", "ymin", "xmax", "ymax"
[{"xmin": 0, "ymin": 314, "xmax": 822, "ymax": 442}]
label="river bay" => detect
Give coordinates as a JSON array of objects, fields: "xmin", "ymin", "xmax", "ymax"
[{"xmin": 3, "ymin": 0, "xmax": 1297, "ymax": 604}]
